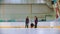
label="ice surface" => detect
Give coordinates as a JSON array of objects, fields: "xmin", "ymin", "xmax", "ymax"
[{"xmin": 0, "ymin": 28, "xmax": 59, "ymax": 34}]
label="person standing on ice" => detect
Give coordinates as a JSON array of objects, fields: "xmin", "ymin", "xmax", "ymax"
[
  {"xmin": 34, "ymin": 16, "xmax": 38, "ymax": 28},
  {"xmin": 25, "ymin": 16, "xmax": 29, "ymax": 28}
]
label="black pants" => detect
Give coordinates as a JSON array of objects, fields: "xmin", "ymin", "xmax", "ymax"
[
  {"xmin": 35, "ymin": 23, "xmax": 37, "ymax": 28},
  {"xmin": 25, "ymin": 23, "xmax": 28, "ymax": 28}
]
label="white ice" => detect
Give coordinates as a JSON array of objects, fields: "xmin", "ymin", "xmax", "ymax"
[{"xmin": 0, "ymin": 28, "xmax": 60, "ymax": 34}]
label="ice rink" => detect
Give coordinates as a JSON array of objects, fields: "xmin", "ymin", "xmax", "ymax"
[
  {"xmin": 0, "ymin": 19, "xmax": 60, "ymax": 34},
  {"xmin": 0, "ymin": 28, "xmax": 60, "ymax": 34}
]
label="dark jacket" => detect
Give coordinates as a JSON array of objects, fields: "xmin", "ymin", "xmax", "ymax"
[
  {"xmin": 35, "ymin": 17, "xmax": 38, "ymax": 24},
  {"xmin": 26, "ymin": 18, "xmax": 29, "ymax": 24}
]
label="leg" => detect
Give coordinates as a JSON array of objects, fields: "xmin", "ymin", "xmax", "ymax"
[
  {"xmin": 27, "ymin": 24, "xmax": 28, "ymax": 28},
  {"xmin": 25, "ymin": 23, "xmax": 28, "ymax": 28},
  {"xmin": 35, "ymin": 23, "xmax": 37, "ymax": 28}
]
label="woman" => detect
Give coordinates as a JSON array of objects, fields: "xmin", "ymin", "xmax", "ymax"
[
  {"xmin": 34, "ymin": 16, "xmax": 38, "ymax": 28},
  {"xmin": 25, "ymin": 16, "xmax": 29, "ymax": 28}
]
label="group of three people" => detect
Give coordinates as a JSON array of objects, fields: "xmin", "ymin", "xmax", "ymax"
[{"xmin": 25, "ymin": 16, "xmax": 38, "ymax": 28}]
